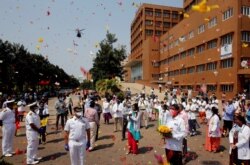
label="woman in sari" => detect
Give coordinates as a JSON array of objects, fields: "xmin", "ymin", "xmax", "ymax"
[
  {"xmin": 126, "ymin": 103, "xmax": 142, "ymax": 155},
  {"xmin": 205, "ymin": 106, "xmax": 221, "ymax": 152}
]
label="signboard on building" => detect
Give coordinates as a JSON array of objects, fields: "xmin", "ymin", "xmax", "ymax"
[{"xmin": 220, "ymin": 44, "xmax": 232, "ymax": 59}]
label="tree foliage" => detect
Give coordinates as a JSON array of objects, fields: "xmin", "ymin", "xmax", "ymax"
[
  {"xmin": 89, "ymin": 32, "xmax": 126, "ymax": 84},
  {"xmin": 0, "ymin": 39, "xmax": 79, "ymax": 94},
  {"xmin": 95, "ymin": 78, "xmax": 121, "ymax": 96}
]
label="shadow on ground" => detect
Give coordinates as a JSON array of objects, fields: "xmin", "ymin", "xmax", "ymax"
[
  {"xmin": 184, "ymin": 151, "xmax": 198, "ymax": 164},
  {"xmin": 147, "ymin": 123, "xmax": 155, "ymax": 128},
  {"xmin": 94, "ymin": 143, "xmax": 114, "ymax": 150},
  {"xmin": 98, "ymin": 135, "xmax": 113, "ymax": 140},
  {"xmin": 138, "ymin": 146, "xmax": 154, "ymax": 154},
  {"xmin": 41, "ymin": 152, "xmax": 67, "ymax": 162}
]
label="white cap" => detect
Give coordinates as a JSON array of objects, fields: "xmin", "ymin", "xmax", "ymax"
[{"xmin": 17, "ymin": 101, "xmax": 23, "ymax": 106}]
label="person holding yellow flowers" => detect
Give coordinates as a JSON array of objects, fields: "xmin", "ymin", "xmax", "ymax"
[
  {"xmin": 163, "ymin": 104, "xmax": 186, "ymax": 165},
  {"xmin": 37, "ymin": 100, "xmax": 49, "ymax": 144}
]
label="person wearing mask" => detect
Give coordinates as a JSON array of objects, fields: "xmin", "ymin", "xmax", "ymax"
[
  {"xmin": 164, "ymin": 104, "xmax": 186, "ymax": 165},
  {"xmin": 55, "ymin": 94, "xmax": 66, "ymax": 131},
  {"xmin": 25, "ymin": 102, "xmax": 43, "ymax": 165},
  {"xmin": 94, "ymin": 100, "xmax": 102, "ymax": 141},
  {"xmin": 205, "ymin": 100, "xmax": 213, "ymax": 124},
  {"xmin": 17, "ymin": 98, "xmax": 26, "ymax": 122},
  {"xmin": 112, "ymin": 99, "xmax": 123, "ymax": 132},
  {"xmin": 65, "ymin": 93, "xmax": 73, "ymax": 116},
  {"xmin": 159, "ymin": 104, "xmax": 171, "ymax": 126},
  {"xmin": 84, "ymin": 100, "xmax": 99, "ymax": 151},
  {"xmin": 102, "ymin": 98, "xmax": 112, "ymax": 124},
  {"xmin": 206, "ymin": 107, "xmax": 221, "ymax": 152},
  {"xmin": 187, "ymin": 100, "xmax": 197, "ymax": 136},
  {"xmin": 126, "ymin": 103, "xmax": 142, "ymax": 155},
  {"xmin": 0, "ymin": 100, "xmax": 16, "ymax": 157},
  {"xmin": 138, "ymin": 96, "xmax": 148, "ymax": 129},
  {"xmin": 122, "ymin": 97, "xmax": 132, "ymax": 140},
  {"xmin": 222, "ymin": 99, "xmax": 236, "ymax": 137},
  {"xmin": 229, "ymin": 115, "xmax": 250, "ymax": 165},
  {"xmin": 64, "ymin": 107, "xmax": 91, "ymax": 165},
  {"xmin": 37, "ymin": 100, "xmax": 49, "ymax": 144}
]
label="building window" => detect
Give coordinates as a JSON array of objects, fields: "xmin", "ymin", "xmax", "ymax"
[
  {"xmin": 174, "ymin": 70, "xmax": 179, "ymax": 76},
  {"xmin": 152, "ymin": 74, "xmax": 160, "ymax": 79},
  {"xmin": 155, "ymin": 10, "xmax": 162, "ymax": 17},
  {"xmin": 173, "ymin": 54, "xmax": 179, "ymax": 61},
  {"xmin": 172, "ymin": 12, "xmax": 179, "ymax": 19},
  {"xmin": 187, "ymin": 48, "xmax": 195, "ymax": 56},
  {"xmin": 223, "ymin": 8, "xmax": 233, "ymax": 21},
  {"xmin": 163, "ymin": 10, "xmax": 170, "ymax": 18},
  {"xmin": 155, "ymin": 21, "xmax": 162, "ymax": 27},
  {"xmin": 155, "ymin": 30, "xmax": 162, "ymax": 36},
  {"xmin": 207, "ymin": 85, "xmax": 217, "ymax": 92},
  {"xmin": 207, "ymin": 39, "xmax": 217, "ymax": 49},
  {"xmin": 198, "ymin": 24, "xmax": 205, "ymax": 34},
  {"xmin": 163, "ymin": 22, "xmax": 171, "ymax": 28},
  {"xmin": 179, "ymin": 35, "xmax": 187, "ymax": 42},
  {"xmin": 169, "ymin": 71, "xmax": 174, "ymax": 77},
  {"xmin": 180, "ymin": 51, "xmax": 186, "ymax": 59},
  {"xmin": 189, "ymin": 31, "xmax": 194, "ymax": 39},
  {"xmin": 196, "ymin": 64, "xmax": 205, "ymax": 72},
  {"xmin": 145, "ymin": 29, "xmax": 153, "ymax": 36},
  {"xmin": 207, "ymin": 62, "xmax": 217, "ymax": 70},
  {"xmin": 180, "ymin": 68, "xmax": 187, "ymax": 75},
  {"xmin": 242, "ymin": 31, "xmax": 250, "ymax": 42},
  {"xmin": 197, "ymin": 44, "xmax": 205, "ymax": 53},
  {"xmin": 221, "ymin": 85, "xmax": 233, "ymax": 92},
  {"xmin": 221, "ymin": 58, "xmax": 233, "ymax": 68},
  {"xmin": 187, "ymin": 67, "xmax": 195, "ymax": 73},
  {"xmin": 208, "ymin": 17, "xmax": 217, "ymax": 28},
  {"xmin": 221, "ymin": 33, "xmax": 233, "ymax": 46},
  {"xmin": 241, "ymin": 6, "xmax": 250, "ymax": 16},
  {"xmin": 145, "ymin": 20, "xmax": 153, "ymax": 26},
  {"xmin": 145, "ymin": 9, "xmax": 153, "ymax": 16}
]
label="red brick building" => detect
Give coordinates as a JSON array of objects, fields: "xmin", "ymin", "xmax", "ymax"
[{"xmin": 125, "ymin": 0, "xmax": 250, "ymax": 98}]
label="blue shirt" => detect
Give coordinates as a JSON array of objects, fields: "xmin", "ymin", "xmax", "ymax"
[{"xmin": 223, "ymin": 104, "xmax": 235, "ymax": 121}]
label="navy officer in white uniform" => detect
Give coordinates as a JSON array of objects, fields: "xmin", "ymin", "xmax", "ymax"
[
  {"xmin": 64, "ymin": 106, "xmax": 90, "ymax": 165},
  {"xmin": 0, "ymin": 100, "xmax": 16, "ymax": 157},
  {"xmin": 25, "ymin": 102, "xmax": 42, "ymax": 165}
]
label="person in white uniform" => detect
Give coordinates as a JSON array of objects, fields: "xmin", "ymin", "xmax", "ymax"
[
  {"xmin": 164, "ymin": 104, "xmax": 186, "ymax": 165},
  {"xmin": 0, "ymin": 100, "xmax": 16, "ymax": 157},
  {"xmin": 17, "ymin": 99, "xmax": 26, "ymax": 122},
  {"xmin": 229, "ymin": 115, "xmax": 250, "ymax": 164},
  {"xmin": 26, "ymin": 102, "xmax": 42, "ymax": 165},
  {"xmin": 64, "ymin": 107, "xmax": 90, "ymax": 165}
]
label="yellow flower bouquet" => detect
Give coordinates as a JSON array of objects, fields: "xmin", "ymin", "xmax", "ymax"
[{"xmin": 157, "ymin": 125, "xmax": 172, "ymax": 138}]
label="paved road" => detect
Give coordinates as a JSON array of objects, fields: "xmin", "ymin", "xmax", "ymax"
[{"xmin": 0, "ymin": 95, "xmax": 230, "ymax": 165}]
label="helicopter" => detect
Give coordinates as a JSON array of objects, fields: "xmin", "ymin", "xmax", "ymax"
[{"xmin": 75, "ymin": 28, "xmax": 85, "ymax": 38}]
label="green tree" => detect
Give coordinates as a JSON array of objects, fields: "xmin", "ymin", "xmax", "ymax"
[
  {"xmin": 0, "ymin": 39, "xmax": 80, "ymax": 94},
  {"xmin": 95, "ymin": 78, "xmax": 121, "ymax": 96},
  {"xmin": 90, "ymin": 32, "xmax": 126, "ymax": 84}
]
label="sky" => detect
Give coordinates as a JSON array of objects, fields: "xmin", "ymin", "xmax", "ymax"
[{"xmin": 0, "ymin": 0, "xmax": 183, "ymax": 79}]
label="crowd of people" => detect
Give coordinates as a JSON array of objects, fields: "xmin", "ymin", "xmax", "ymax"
[{"xmin": 0, "ymin": 86, "xmax": 250, "ymax": 165}]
